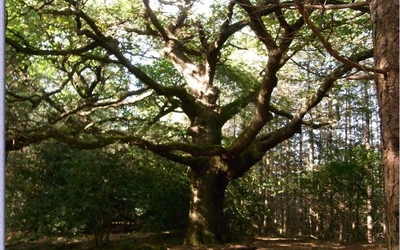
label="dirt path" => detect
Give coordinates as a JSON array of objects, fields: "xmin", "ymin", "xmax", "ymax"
[{"xmin": 6, "ymin": 232, "xmax": 386, "ymax": 250}]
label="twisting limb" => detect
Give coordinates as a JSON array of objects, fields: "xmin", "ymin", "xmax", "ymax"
[
  {"xmin": 294, "ymin": 0, "xmax": 386, "ymax": 75},
  {"xmin": 236, "ymin": 0, "xmax": 278, "ymax": 51},
  {"xmin": 227, "ymin": 48, "xmax": 375, "ymax": 179},
  {"xmin": 269, "ymin": 1, "xmax": 369, "ymax": 11}
]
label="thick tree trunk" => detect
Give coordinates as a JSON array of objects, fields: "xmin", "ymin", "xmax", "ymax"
[
  {"xmin": 185, "ymin": 157, "xmax": 229, "ymax": 246},
  {"xmin": 370, "ymin": 0, "xmax": 399, "ymax": 249},
  {"xmin": 184, "ymin": 101, "xmax": 228, "ymax": 246}
]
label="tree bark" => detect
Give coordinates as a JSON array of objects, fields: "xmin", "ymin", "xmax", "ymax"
[
  {"xmin": 370, "ymin": 0, "xmax": 399, "ymax": 249},
  {"xmin": 260, "ymin": 152, "xmax": 271, "ymax": 236},
  {"xmin": 185, "ymin": 157, "xmax": 229, "ymax": 246},
  {"xmin": 363, "ymin": 81, "xmax": 375, "ymax": 243}
]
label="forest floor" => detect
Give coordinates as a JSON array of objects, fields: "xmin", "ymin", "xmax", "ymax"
[{"xmin": 6, "ymin": 231, "xmax": 386, "ymax": 250}]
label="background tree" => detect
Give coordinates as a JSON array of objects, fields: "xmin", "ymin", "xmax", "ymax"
[
  {"xmin": 370, "ymin": 0, "xmax": 399, "ymax": 249},
  {"xmin": 6, "ymin": 0, "xmax": 382, "ymax": 245}
]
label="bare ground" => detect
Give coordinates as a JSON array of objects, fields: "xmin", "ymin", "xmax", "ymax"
[{"xmin": 6, "ymin": 232, "xmax": 386, "ymax": 250}]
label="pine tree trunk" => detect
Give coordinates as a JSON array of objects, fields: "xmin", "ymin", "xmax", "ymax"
[
  {"xmin": 283, "ymin": 140, "xmax": 291, "ymax": 236},
  {"xmin": 363, "ymin": 81, "xmax": 375, "ymax": 243},
  {"xmin": 308, "ymin": 126, "xmax": 315, "ymax": 170},
  {"xmin": 185, "ymin": 157, "xmax": 229, "ymax": 246},
  {"xmin": 370, "ymin": 0, "xmax": 399, "ymax": 249},
  {"xmin": 366, "ymin": 185, "xmax": 374, "ymax": 243},
  {"xmin": 261, "ymin": 153, "xmax": 271, "ymax": 236}
]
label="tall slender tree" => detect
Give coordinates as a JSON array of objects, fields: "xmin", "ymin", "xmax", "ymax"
[{"xmin": 370, "ymin": 0, "xmax": 399, "ymax": 249}]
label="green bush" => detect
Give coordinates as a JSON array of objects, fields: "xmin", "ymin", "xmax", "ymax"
[{"xmin": 6, "ymin": 141, "xmax": 189, "ymax": 246}]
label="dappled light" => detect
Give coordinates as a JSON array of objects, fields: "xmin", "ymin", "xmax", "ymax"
[
  {"xmin": 6, "ymin": 233, "xmax": 386, "ymax": 250},
  {"xmin": 5, "ymin": 0, "xmax": 397, "ymax": 248}
]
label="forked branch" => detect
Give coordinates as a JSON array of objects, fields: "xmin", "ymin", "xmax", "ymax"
[{"xmin": 294, "ymin": 0, "xmax": 386, "ymax": 75}]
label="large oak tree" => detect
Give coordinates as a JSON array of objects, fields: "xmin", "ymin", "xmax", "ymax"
[{"xmin": 6, "ymin": 0, "xmax": 382, "ymax": 245}]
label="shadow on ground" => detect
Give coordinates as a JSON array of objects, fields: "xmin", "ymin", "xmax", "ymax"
[{"xmin": 6, "ymin": 232, "xmax": 386, "ymax": 250}]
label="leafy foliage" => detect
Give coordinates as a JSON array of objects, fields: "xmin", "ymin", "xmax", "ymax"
[{"xmin": 6, "ymin": 141, "xmax": 189, "ymax": 245}]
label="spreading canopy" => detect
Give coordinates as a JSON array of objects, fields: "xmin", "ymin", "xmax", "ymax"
[{"xmin": 6, "ymin": 0, "xmax": 375, "ymax": 178}]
